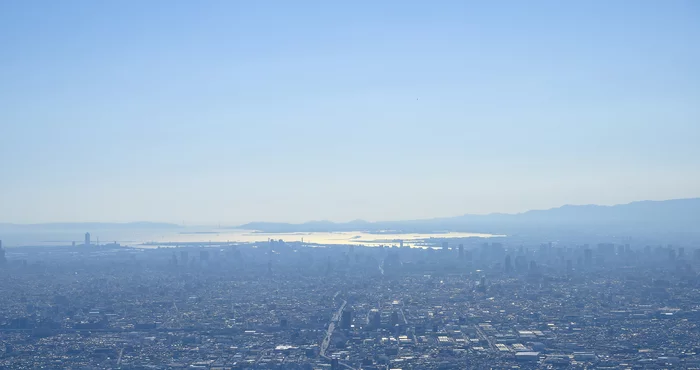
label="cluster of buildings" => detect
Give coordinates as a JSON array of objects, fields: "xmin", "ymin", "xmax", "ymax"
[{"xmin": 0, "ymin": 234, "xmax": 699, "ymax": 369}]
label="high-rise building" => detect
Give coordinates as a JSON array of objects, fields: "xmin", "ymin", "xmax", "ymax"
[
  {"xmin": 476, "ymin": 276, "xmax": 487, "ymax": 293},
  {"xmin": 340, "ymin": 309, "xmax": 352, "ymax": 330},
  {"xmin": 84, "ymin": 232, "xmax": 91, "ymax": 246},
  {"xmin": 390, "ymin": 311, "xmax": 400, "ymax": 327},
  {"xmin": 584, "ymin": 248, "xmax": 593, "ymax": 267},
  {"xmin": 481, "ymin": 242, "xmax": 490, "ymax": 258},
  {"xmin": 529, "ymin": 260, "xmax": 537, "ymax": 272},
  {"xmin": 515, "ymin": 255, "xmax": 526, "ymax": 272},
  {"xmin": 505, "ymin": 255, "xmax": 513, "ymax": 273},
  {"xmin": 200, "ymin": 250, "xmax": 210, "ymax": 261},
  {"xmin": 441, "ymin": 241, "xmax": 448, "ymax": 251},
  {"xmin": 458, "ymin": 244, "xmax": 464, "ymax": 260},
  {"xmin": 370, "ymin": 309, "xmax": 381, "ymax": 329},
  {"xmin": 0, "ymin": 240, "xmax": 5, "ymax": 265}
]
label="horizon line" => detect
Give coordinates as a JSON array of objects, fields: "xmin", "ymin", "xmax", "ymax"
[{"xmin": 1, "ymin": 196, "xmax": 697, "ymax": 227}]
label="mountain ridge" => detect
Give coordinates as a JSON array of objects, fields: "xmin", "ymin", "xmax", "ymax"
[{"xmin": 237, "ymin": 198, "xmax": 700, "ymax": 234}]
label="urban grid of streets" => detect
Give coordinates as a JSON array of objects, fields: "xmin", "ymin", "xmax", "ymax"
[{"xmin": 1, "ymin": 236, "xmax": 700, "ymax": 369}]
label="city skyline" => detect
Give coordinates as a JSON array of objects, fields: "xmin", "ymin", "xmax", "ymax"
[{"xmin": 1, "ymin": 1, "xmax": 698, "ymax": 367}]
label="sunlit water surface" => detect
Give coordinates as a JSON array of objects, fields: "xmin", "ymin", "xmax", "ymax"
[{"xmin": 1, "ymin": 228, "xmax": 503, "ymax": 248}]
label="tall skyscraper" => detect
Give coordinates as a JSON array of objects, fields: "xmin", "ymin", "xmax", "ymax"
[
  {"xmin": 529, "ymin": 260, "xmax": 537, "ymax": 272},
  {"xmin": 390, "ymin": 311, "xmax": 400, "ymax": 328},
  {"xmin": 505, "ymin": 255, "xmax": 513, "ymax": 273},
  {"xmin": 476, "ymin": 276, "xmax": 487, "ymax": 293},
  {"xmin": 0, "ymin": 240, "xmax": 5, "ymax": 265},
  {"xmin": 441, "ymin": 241, "xmax": 448, "ymax": 251},
  {"xmin": 584, "ymin": 248, "xmax": 593, "ymax": 267},
  {"xmin": 340, "ymin": 309, "xmax": 353, "ymax": 330},
  {"xmin": 458, "ymin": 244, "xmax": 464, "ymax": 260},
  {"xmin": 200, "ymin": 250, "xmax": 210, "ymax": 262},
  {"xmin": 515, "ymin": 255, "xmax": 526, "ymax": 272},
  {"xmin": 370, "ymin": 309, "xmax": 381, "ymax": 329},
  {"xmin": 84, "ymin": 232, "xmax": 91, "ymax": 246}
]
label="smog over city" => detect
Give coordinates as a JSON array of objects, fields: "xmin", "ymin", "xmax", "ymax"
[{"xmin": 1, "ymin": 1, "xmax": 699, "ymax": 369}]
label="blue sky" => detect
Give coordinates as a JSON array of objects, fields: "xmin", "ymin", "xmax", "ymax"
[{"xmin": 1, "ymin": 0, "xmax": 699, "ymax": 224}]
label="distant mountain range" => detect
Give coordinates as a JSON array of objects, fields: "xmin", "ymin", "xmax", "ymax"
[
  {"xmin": 1, "ymin": 198, "xmax": 698, "ymax": 236},
  {"xmin": 0, "ymin": 222, "xmax": 181, "ymax": 232},
  {"xmin": 238, "ymin": 198, "xmax": 700, "ymax": 234}
]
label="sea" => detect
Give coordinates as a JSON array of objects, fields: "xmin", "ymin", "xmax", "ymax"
[{"xmin": 0, "ymin": 227, "xmax": 502, "ymax": 248}]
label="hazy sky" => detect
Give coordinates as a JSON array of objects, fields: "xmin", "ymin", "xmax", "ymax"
[{"xmin": 1, "ymin": 1, "xmax": 699, "ymax": 224}]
